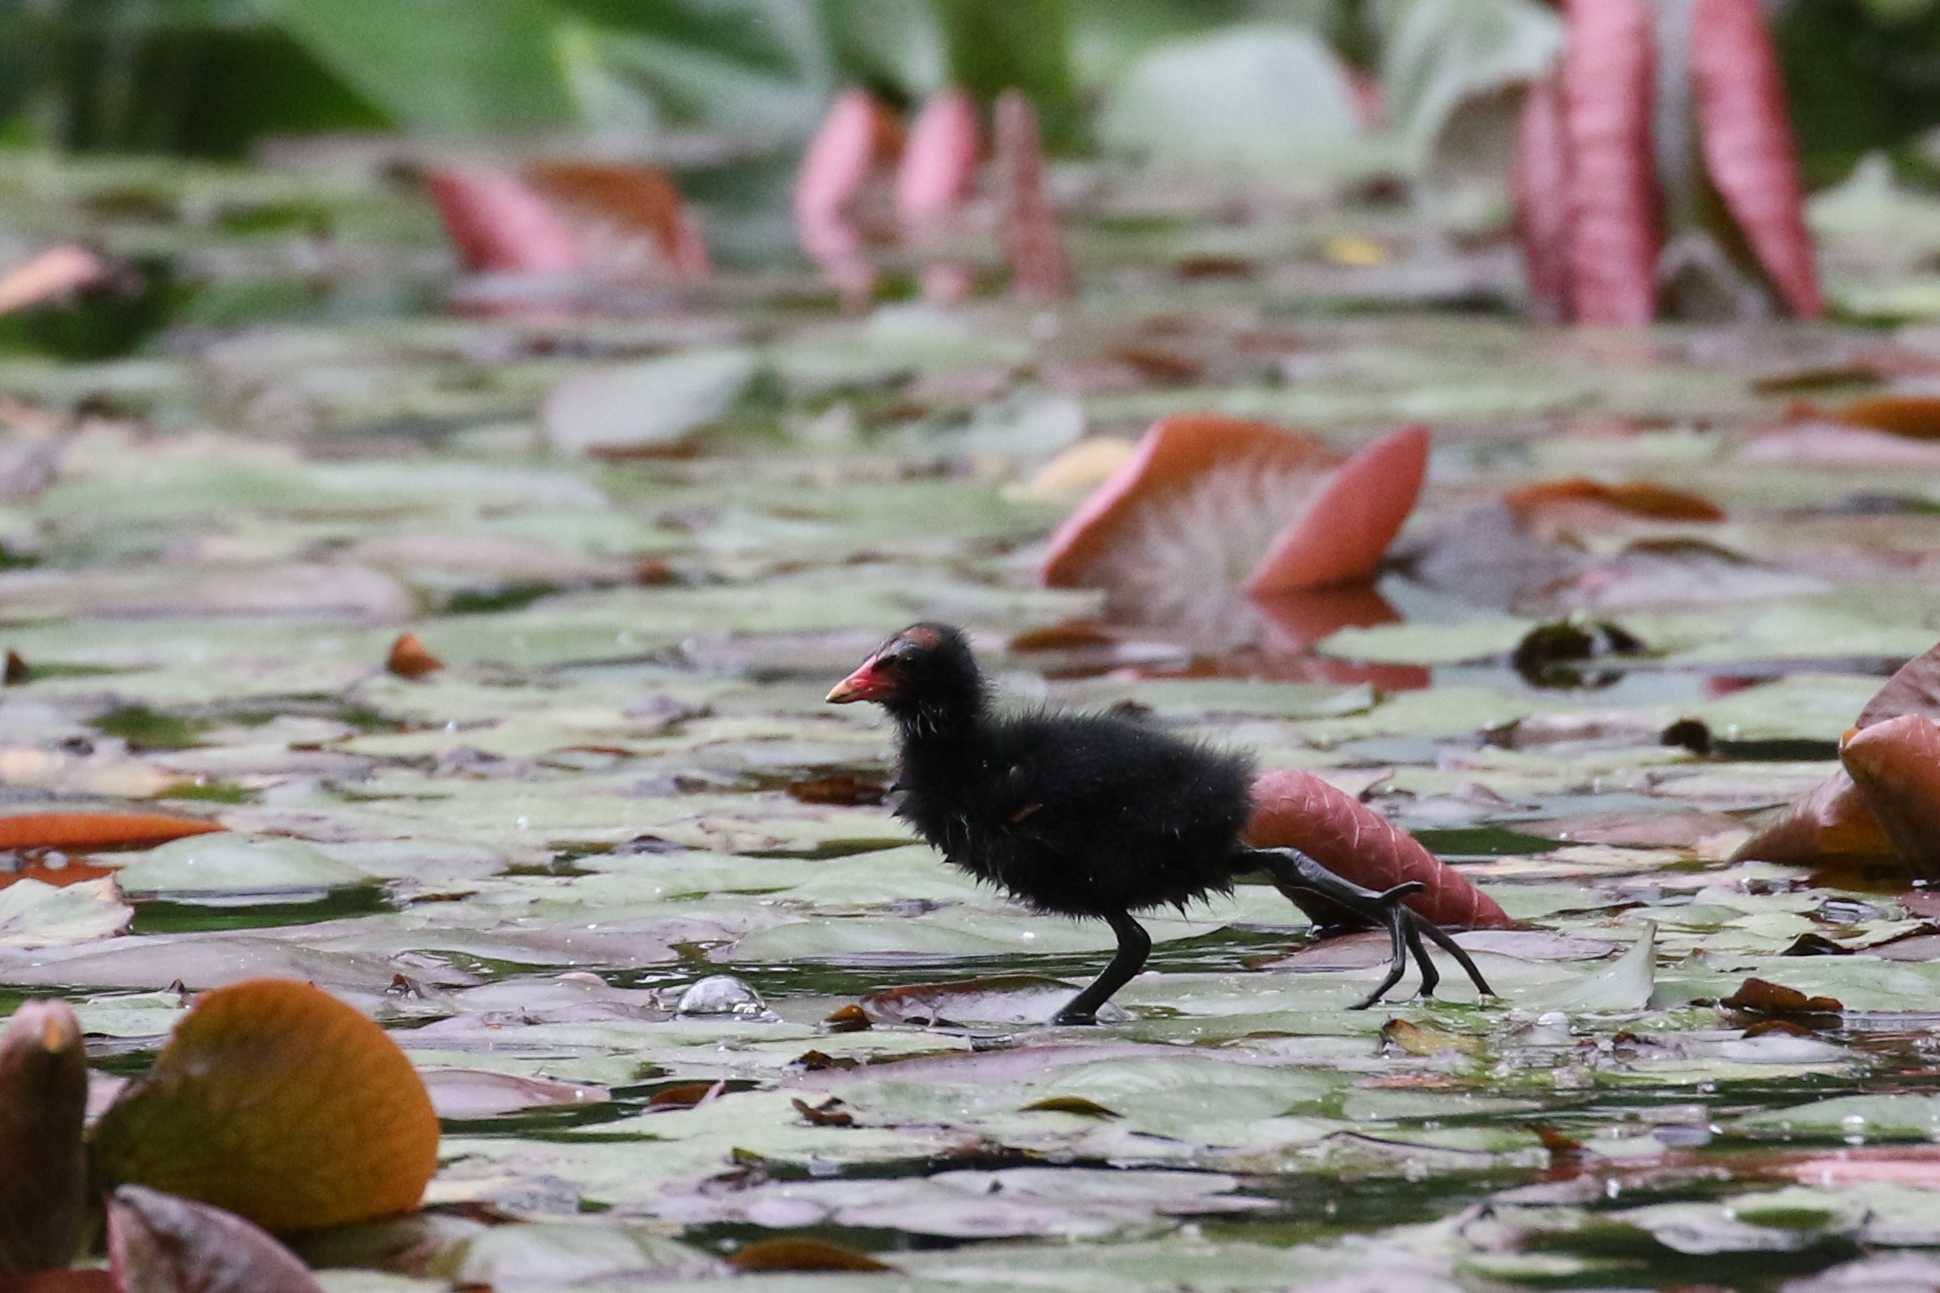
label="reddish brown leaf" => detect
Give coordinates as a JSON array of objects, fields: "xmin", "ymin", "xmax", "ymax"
[
  {"xmin": 1841, "ymin": 715, "xmax": 1940, "ymax": 879},
  {"xmin": 0, "ymin": 1274, "xmax": 115, "ymax": 1292},
  {"xmin": 1512, "ymin": 71, "xmax": 1571, "ymax": 320},
  {"xmin": 0, "ymin": 1003, "xmax": 87, "ymax": 1277},
  {"xmin": 1246, "ymin": 424, "xmax": 1429, "ymax": 594},
  {"xmin": 1830, "ymin": 393, "xmax": 1940, "ymax": 441},
  {"xmin": 1560, "ymin": 0, "xmax": 1660, "ymax": 324},
  {"xmin": 385, "ymin": 633, "xmax": 443, "ymax": 680},
  {"xmin": 0, "ymin": 813, "xmax": 222, "ymax": 853},
  {"xmin": 0, "ymin": 857, "xmax": 115, "ymax": 891},
  {"xmin": 1245, "ymin": 768, "xmax": 1513, "ymax": 929},
  {"xmin": 821, "ymin": 1004, "xmax": 870, "ymax": 1033},
  {"xmin": 994, "ymin": 91, "xmax": 1072, "ymax": 302},
  {"xmin": 1721, "ymin": 977, "xmax": 1843, "ymax": 1016},
  {"xmin": 423, "ymin": 167, "xmax": 581, "ymax": 274},
  {"xmin": 91, "ymin": 979, "xmax": 439, "ymax": 1233},
  {"xmin": 522, "ymin": 162, "xmax": 709, "ymax": 282},
  {"xmin": 1503, "ymin": 476, "xmax": 1726, "ymax": 522},
  {"xmin": 107, "ymin": 1186, "xmax": 322, "ymax": 1293},
  {"xmin": 2, "ymin": 650, "xmax": 26, "ymax": 685},
  {"xmin": 1858, "ymin": 638, "xmax": 1940, "ymax": 729},
  {"xmin": 784, "ymin": 774, "xmax": 887, "ymax": 807},
  {"xmin": 1688, "ymin": 0, "xmax": 1822, "ymax": 318},
  {"xmin": 646, "ymin": 1080, "xmax": 725, "ymax": 1110},
  {"xmin": 1730, "ymin": 768, "xmax": 1894, "ymax": 866},
  {"xmin": 790, "ymin": 1096, "xmax": 855, "ymax": 1127},
  {"xmin": 728, "ymin": 1239, "xmax": 892, "ymax": 1274}
]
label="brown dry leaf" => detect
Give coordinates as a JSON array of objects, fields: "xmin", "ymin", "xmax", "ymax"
[
  {"xmin": 1720, "ymin": 977, "xmax": 1844, "ymax": 1016},
  {"xmin": 1503, "ymin": 477, "xmax": 1725, "ymax": 522},
  {"xmin": 784, "ymin": 774, "xmax": 887, "ymax": 807},
  {"xmin": 1730, "ymin": 769, "xmax": 1893, "ymax": 866},
  {"xmin": 91, "ymin": 979, "xmax": 439, "ymax": 1233},
  {"xmin": 0, "ymin": 813, "xmax": 223, "ymax": 853},
  {"xmin": 2, "ymin": 651, "xmax": 25, "ymax": 686},
  {"xmin": 790, "ymin": 1096, "xmax": 854, "ymax": 1127},
  {"xmin": 1856, "ymin": 639, "xmax": 1940, "ymax": 729},
  {"xmin": 522, "ymin": 162, "xmax": 709, "ymax": 282},
  {"xmin": 646, "ymin": 1081, "xmax": 725, "ymax": 1111},
  {"xmin": 107, "ymin": 1185, "xmax": 323, "ymax": 1293},
  {"xmin": 385, "ymin": 633, "xmax": 444, "ymax": 680},
  {"xmin": 1830, "ymin": 393, "xmax": 1940, "ymax": 440},
  {"xmin": 728, "ymin": 1238, "xmax": 893, "ymax": 1274},
  {"xmin": 821, "ymin": 1004, "xmax": 870, "ymax": 1033},
  {"xmin": 0, "ymin": 1002, "xmax": 87, "ymax": 1277}
]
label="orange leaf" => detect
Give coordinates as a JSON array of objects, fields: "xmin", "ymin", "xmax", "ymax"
[
  {"xmin": 1040, "ymin": 416, "xmax": 1337, "ymax": 588},
  {"xmin": 1503, "ymin": 476, "xmax": 1725, "ymax": 522},
  {"xmin": 1841, "ymin": 715, "xmax": 1940, "ymax": 879},
  {"xmin": 1561, "ymin": 0, "xmax": 1660, "ymax": 324},
  {"xmin": 1246, "ymin": 424, "xmax": 1429, "ymax": 594},
  {"xmin": 995, "ymin": 91, "xmax": 1072, "ymax": 302},
  {"xmin": 1245, "ymin": 769, "xmax": 1513, "ymax": 929},
  {"xmin": 91, "ymin": 979, "xmax": 438, "ymax": 1233},
  {"xmin": 0, "ymin": 813, "xmax": 222, "ymax": 852},
  {"xmin": 0, "ymin": 857, "xmax": 115, "ymax": 891},
  {"xmin": 1689, "ymin": 0, "xmax": 1822, "ymax": 318},
  {"xmin": 1830, "ymin": 393, "xmax": 1940, "ymax": 441},
  {"xmin": 385, "ymin": 633, "xmax": 443, "ymax": 680},
  {"xmin": 108, "ymin": 1186, "xmax": 323, "ymax": 1293},
  {"xmin": 0, "ymin": 1002, "xmax": 87, "ymax": 1277}
]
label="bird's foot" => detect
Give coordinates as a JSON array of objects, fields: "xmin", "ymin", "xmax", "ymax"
[
  {"xmin": 1051, "ymin": 1008, "xmax": 1099, "ymax": 1027},
  {"xmin": 1250, "ymin": 848, "xmax": 1495, "ymax": 1010}
]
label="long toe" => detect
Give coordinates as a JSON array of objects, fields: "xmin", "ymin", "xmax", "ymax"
[{"xmin": 1052, "ymin": 1010, "xmax": 1099, "ymax": 1026}]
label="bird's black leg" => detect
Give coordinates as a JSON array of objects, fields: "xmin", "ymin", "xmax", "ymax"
[
  {"xmin": 1248, "ymin": 847, "xmax": 1494, "ymax": 1008},
  {"xmin": 1053, "ymin": 909, "xmax": 1150, "ymax": 1025}
]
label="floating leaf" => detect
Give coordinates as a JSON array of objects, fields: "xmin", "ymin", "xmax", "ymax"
[
  {"xmin": 1830, "ymin": 393, "xmax": 1940, "ymax": 441},
  {"xmin": 995, "ymin": 91, "xmax": 1072, "ymax": 302},
  {"xmin": 107, "ymin": 1185, "xmax": 323, "ymax": 1293},
  {"xmin": 1857, "ymin": 637, "xmax": 1940, "ymax": 729},
  {"xmin": 728, "ymin": 1238, "xmax": 893, "ymax": 1274},
  {"xmin": 384, "ymin": 633, "xmax": 443, "ymax": 680},
  {"xmin": 0, "ymin": 878, "xmax": 132, "ymax": 949},
  {"xmin": 1731, "ymin": 768, "xmax": 1894, "ymax": 867},
  {"xmin": 1245, "ymin": 768, "xmax": 1512, "ymax": 929},
  {"xmin": 1381, "ymin": 1018, "xmax": 1485, "ymax": 1059},
  {"xmin": 0, "ymin": 1002, "xmax": 86, "ymax": 1277},
  {"xmin": 92, "ymin": 979, "xmax": 438, "ymax": 1233},
  {"xmin": 859, "ymin": 976, "xmax": 1126, "ymax": 1026},
  {"xmin": 1721, "ymin": 977, "xmax": 1844, "ymax": 1017},
  {"xmin": 0, "ymin": 813, "xmax": 222, "ymax": 853},
  {"xmin": 1560, "ymin": 0, "xmax": 1659, "ymax": 324},
  {"xmin": 541, "ymin": 347, "xmax": 759, "ymax": 457},
  {"xmin": 1245, "ymin": 425, "xmax": 1430, "ymax": 595},
  {"xmin": 1688, "ymin": 0, "xmax": 1822, "ymax": 318},
  {"xmin": 1504, "ymin": 477, "xmax": 1725, "ymax": 522}
]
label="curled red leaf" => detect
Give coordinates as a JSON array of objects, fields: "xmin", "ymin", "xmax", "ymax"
[
  {"xmin": 1841, "ymin": 715, "xmax": 1940, "ymax": 879},
  {"xmin": 1560, "ymin": 0, "xmax": 1660, "ymax": 324},
  {"xmin": 424, "ymin": 167, "xmax": 581, "ymax": 275},
  {"xmin": 1245, "ymin": 769, "xmax": 1513, "ymax": 929},
  {"xmin": 1688, "ymin": 0, "xmax": 1822, "ymax": 318},
  {"xmin": 1245, "ymin": 424, "xmax": 1429, "ymax": 595}
]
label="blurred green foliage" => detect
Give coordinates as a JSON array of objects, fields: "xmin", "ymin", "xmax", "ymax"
[{"xmin": 6, "ymin": 0, "xmax": 1940, "ymax": 189}]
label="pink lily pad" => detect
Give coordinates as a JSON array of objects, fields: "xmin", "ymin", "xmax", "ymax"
[{"xmin": 1246, "ymin": 424, "xmax": 1430, "ymax": 595}]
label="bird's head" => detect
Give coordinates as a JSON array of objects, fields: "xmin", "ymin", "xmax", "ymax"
[{"xmin": 826, "ymin": 623, "xmax": 983, "ymax": 724}]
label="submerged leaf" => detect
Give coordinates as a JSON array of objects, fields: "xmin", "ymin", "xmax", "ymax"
[
  {"xmin": 728, "ymin": 1238, "xmax": 893, "ymax": 1273},
  {"xmin": 107, "ymin": 1186, "xmax": 322, "ymax": 1293},
  {"xmin": 92, "ymin": 979, "xmax": 438, "ymax": 1233},
  {"xmin": 0, "ymin": 1002, "xmax": 86, "ymax": 1277}
]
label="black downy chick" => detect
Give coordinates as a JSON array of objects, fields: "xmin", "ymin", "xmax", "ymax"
[{"xmin": 827, "ymin": 623, "xmax": 1494, "ymax": 1024}]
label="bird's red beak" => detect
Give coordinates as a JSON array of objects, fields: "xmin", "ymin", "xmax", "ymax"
[{"xmin": 826, "ymin": 659, "xmax": 886, "ymax": 704}]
